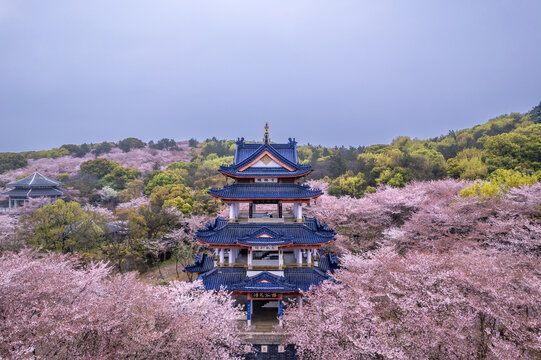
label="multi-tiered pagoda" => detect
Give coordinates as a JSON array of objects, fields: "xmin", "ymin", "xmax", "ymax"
[{"xmin": 186, "ymin": 125, "xmax": 338, "ymax": 328}]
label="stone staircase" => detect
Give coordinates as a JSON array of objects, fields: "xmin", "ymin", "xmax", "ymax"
[{"xmin": 237, "ymin": 320, "xmax": 290, "ymax": 345}]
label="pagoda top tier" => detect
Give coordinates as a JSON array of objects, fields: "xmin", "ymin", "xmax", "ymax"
[{"xmin": 219, "ymin": 124, "xmax": 313, "ymax": 179}]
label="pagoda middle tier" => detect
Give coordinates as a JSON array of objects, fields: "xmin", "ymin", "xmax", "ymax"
[{"xmin": 195, "ymin": 217, "xmax": 335, "ymax": 248}]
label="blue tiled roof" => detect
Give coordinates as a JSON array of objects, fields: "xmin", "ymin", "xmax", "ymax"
[
  {"xmin": 195, "ymin": 217, "xmax": 335, "ymax": 246},
  {"xmin": 284, "ymin": 267, "xmax": 333, "ymax": 291},
  {"xmin": 221, "ymin": 139, "xmax": 312, "ymax": 178},
  {"xmin": 197, "ymin": 267, "xmax": 333, "ymax": 293},
  {"xmin": 208, "ymin": 183, "xmax": 322, "ymax": 200},
  {"xmin": 237, "ymin": 227, "xmax": 295, "ymax": 246},
  {"xmin": 184, "ymin": 253, "xmax": 215, "ymax": 273},
  {"xmin": 234, "ymin": 138, "xmax": 298, "ymax": 164},
  {"xmin": 317, "ymin": 253, "xmax": 341, "ymax": 273},
  {"xmin": 198, "ymin": 267, "xmax": 247, "ymax": 291},
  {"xmin": 219, "ymin": 166, "xmax": 313, "ymax": 178},
  {"xmin": 231, "ymin": 272, "xmax": 298, "ymax": 292}
]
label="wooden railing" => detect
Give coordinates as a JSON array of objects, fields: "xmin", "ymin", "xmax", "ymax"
[{"xmin": 215, "ymin": 261, "xmax": 316, "ymax": 269}]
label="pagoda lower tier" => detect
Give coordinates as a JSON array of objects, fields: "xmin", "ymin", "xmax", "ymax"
[
  {"xmin": 185, "ymin": 251, "xmax": 340, "ymax": 327},
  {"xmin": 198, "ymin": 267, "xmax": 333, "ymax": 293}
]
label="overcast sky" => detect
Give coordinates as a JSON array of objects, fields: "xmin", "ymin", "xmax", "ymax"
[{"xmin": 1, "ymin": 1, "xmax": 540, "ymax": 152}]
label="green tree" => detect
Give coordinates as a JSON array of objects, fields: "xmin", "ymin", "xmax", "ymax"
[
  {"xmin": 483, "ymin": 124, "xmax": 541, "ymax": 172},
  {"xmin": 100, "ymin": 166, "xmax": 141, "ymax": 190},
  {"xmin": 118, "ymin": 137, "xmax": 145, "ymax": 152},
  {"xmin": 57, "ymin": 173, "xmax": 70, "ymax": 182},
  {"xmin": 128, "ymin": 203, "xmax": 179, "ymax": 240},
  {"xmin": 92, "ymin": 142, "xmax": 114, "ymax": 156},
  {"xmin": 375, "ymin": 168, "xmax": 408, "ymax": 187},
  {"xmin": 327, "ymin": 171, "xmax": 366, "ymax": 198},
  {"xmin": 150, "ymin": 184, "xmax": 194, "ymax": 214},
  {"xmin": 446, "ymin": 148, "xmax": 488, "ymax": 180},
  {"xmin": 21, "ymin": 199, "xmax": 86, "ymax": 252},
  {"xmin": 100, "ymin": 239, "xmax": 145, "ymax": 272},
  {"xmin": 459, "ymin": 169, "xmax": 539, "ymax": 198},
  {"xmin": 118, "ymin": 179, "xmax": 145, "ymax": 202},
  {"xmin": 145, "ymin": 169, "xmax": 188, "ymax": 194},
  {"xmin": 80, "ymin": 158, "xmax": 121, "ymax": 178},
  {"xmin": 0, "ymin": 153, "xmax": 27, "ymax": 173}
]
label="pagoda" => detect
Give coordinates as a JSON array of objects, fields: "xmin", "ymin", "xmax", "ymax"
[
  {"xmin": 186, "ymin": 124, "xmax": 339, "ymax": 328},
  {"xmin": 1, "ymin": 172, "xmax": 67, "ymax": 209}
]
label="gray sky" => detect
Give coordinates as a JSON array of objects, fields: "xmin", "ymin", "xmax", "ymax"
[{"xmin": 1, "ymin": 1, "xmax": 540, "ymax": 152}]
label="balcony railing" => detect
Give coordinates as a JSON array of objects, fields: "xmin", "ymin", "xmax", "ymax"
[
  {"xmin": 227, "ymin": 217, "xmax": 303, "ymax": 224},
  {"xmin": 215, "ymin": 262, "xmax": 315, "ymax": 269}
]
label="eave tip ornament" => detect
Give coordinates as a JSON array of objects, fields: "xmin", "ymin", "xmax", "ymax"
[{"xmin": 264, "ymin": 122, "xmax": 270, "ymax": 143}]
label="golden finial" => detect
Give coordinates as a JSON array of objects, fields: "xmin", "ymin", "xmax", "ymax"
[{"xmin": 264, "ymin": 122, "xmax": 270, "ymax": 143}]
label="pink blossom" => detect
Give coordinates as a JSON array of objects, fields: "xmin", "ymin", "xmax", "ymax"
[
  {"xmin": 82, "ymin": 204, "xmax": 114, "ymax": 218},
  {"xmin": 0, "ymin": 214, "xmax": 21, "ymax": 251},
  {"xmin": 116, "ymin": 195, "xmax": 149, "ymax": 210},
  {"xmin": 0, "ymin": 141, "xmax": 198, "ymax": 183},
  {"xmin": 286, "ymin": 247, "xmax": 541, "ymax": 359},
  {"xmin": 0, "ymin": 249, "xmax": 245, "ymax": 359}
]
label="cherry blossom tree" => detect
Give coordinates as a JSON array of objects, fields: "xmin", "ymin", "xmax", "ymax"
[
  {"xmin": 116, "ymin": 195, "xmax": 150, "ymax": 210},
  {"xmin": 0, "ymin": 249, "xmax": 245, "ymax": 359},
  {"xmin": 0, "ymin": 141, "xmax": 197, "ymax": 183},
  {"xmin": 101, "ymin": 144, "xmax": 195, "ymax": 172},
  {"xmin": 289, "ymin": 180, "xmax": 541, "ymax": 359},
  {"xmin": 286, "ymin": 247, "xmax": 541, "ymax": 360},
  {"xmin": 305, "ymin": 179, "xmax": 470, "ymax": 253},
  {"xmin": 158, "ymin": 212, "xmax": 210, "ymax": 279},
  {"xmin": 0, "ymin": 214, "xmax": 21, "ymax": 251}
]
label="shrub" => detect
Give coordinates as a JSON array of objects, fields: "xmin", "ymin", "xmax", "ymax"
[{"xmin": 118, "ymin": 137, "xmax": 145, "ymax": 152}]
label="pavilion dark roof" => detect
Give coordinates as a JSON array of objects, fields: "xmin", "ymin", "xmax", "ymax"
[
  {"xmin": 208, "ymin": 183, "xmax": 322, "ymax": 200},
  {"xmin": 6, "ymin": 172, "xmax": 62, "ymax": 188},
  {"xmin": 195, "ymin": 217, "xmax": 335, "ymax": 246},
  {"xmin": 1, "ymin": 187, "xmax": 66, "ymax": 198}
]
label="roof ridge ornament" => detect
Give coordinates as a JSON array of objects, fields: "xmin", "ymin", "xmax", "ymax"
[{"xmin": 263, "ymin": 122, "xmax": 270, "ymax": 143}]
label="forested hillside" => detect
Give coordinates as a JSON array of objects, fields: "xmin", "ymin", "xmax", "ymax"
[
  {"xmin": 1, "ymin": 102, "xmax": 540, "ymax": 200},
  {"xmin": 1, "ymin": 102, "xmax": 540, "ymax": 359},
  {"xmin": 0, "ymin": 102, "xmax": 539, "ymax": 263}
]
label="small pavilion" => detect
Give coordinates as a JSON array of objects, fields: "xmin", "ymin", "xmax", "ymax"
[{"xmin": 1, "ymin": 172, "xmax": 67, "ymax": 209}]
